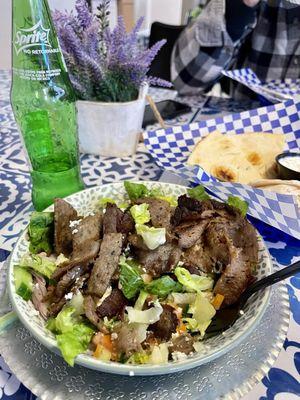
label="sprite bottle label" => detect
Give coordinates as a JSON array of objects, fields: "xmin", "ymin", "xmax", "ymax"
[{"xmin": 11, "ymin": 0, "xmax": 84, "ymax": 211}]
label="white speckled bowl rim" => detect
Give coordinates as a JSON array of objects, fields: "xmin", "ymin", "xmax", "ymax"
[{"xmin": 8, "ymin": 182, "xmax": 272, "ymax": 376}]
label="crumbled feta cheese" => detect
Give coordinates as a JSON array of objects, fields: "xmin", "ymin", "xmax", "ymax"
[
  {"xmin": 72, "ymin": 229, "xmax": 78, "ymax": 234},
  {"xmin": 172, "ymin": 351, "xmax": 188, "ymax": 362},
  {"xmin": 56, "ymin": 253, "xmax": 69, "ymax": 266},
  {"xmin": 96, "ymin": 286, "xmax": 112, "ymax": 307},
  {"xmin": 118, "ymin": 282, "xmax": 122, "ymax": 290},
  {"xmin": 177, "ymin": 261, "xmax": 184, "ymax": 267},
  {"xmin": 32, "ymin": 309, "xmax": 40, "ymax": 316},
  {"xmin": 111, "ymin": 332, "xmax": 118, "ymax": 340},
  {"xmin": 69, "ymin": 219, "xmax": 82, "ymax": 228},
  {"xmin": 65, "ymin": 292, "xmax": 73, "ymax": 300},
  {"xmin": 171, "ymin": 332, "xmax": 180, "ymax": 340},
  {"xmin": 239, "ymin": 310, "xmax": 245, "ymax": 316}
]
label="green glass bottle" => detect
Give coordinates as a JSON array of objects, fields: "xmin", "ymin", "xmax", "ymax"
[{"xmin": 11, "ymin": 0, "xmax": 84, "ymax": 211}]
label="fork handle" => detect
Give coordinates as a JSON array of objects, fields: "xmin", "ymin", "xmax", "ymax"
[{"xmin": 240, "ymin": 260, "xmax": 300, "ymax": 305}]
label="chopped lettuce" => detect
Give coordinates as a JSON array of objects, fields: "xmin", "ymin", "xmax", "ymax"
[
  {"xmin": 124, "ymin": 181, "xmax": 149, "ymax": 200},
  {"xmin": 134, "ymin": 290, "xmax": 148, "ymax": 310},
  {"xmin": 28, "ymin": 212, "xmax": 54, "ymax": 255},
  {"xmin": 126, "ymin": 300, "xmax": 163, "ymax": 324},
  {"xmin": 227, "ymin": 195, "xmax": 248, "ymax": 217},
  {"xmin": 130, "ymin": 203, "xmax": 151, "ymax": 225},
  {"xmin": 156, "ymin": 195, "xmax": 178, "ymax": 207},
  {"xmin": 185, "ymin": 293, "xmax": 216, "ymax": 337},
  {"xmin": 98, "ymin": 197, "xmax": 116, "ymax": 207},
  {"xmin": 69, "ymin": 291, "xmax": 85, "ymax": 316},
  {"xmin": 127, "ymin": 351, "xmax": 150, "ymax": 364},
  {"xmin": 46, "ymin": 306, "xmax": 94, "ymax": 366},
  {"xmin": 148, "ymin": 343, "xmax": 169, "ymax": 364},
  {"xmin": 119, "ymin": 256, "xmax": 144, "ymax": 299},
  {"xmin": 174, "ymin": 267, "xmax": 214, "ymax": 293},
  {"xmin": 103, "ymin": 316, "xmax": 119, "ymax": 331},
  {"xmin": 187, "ymin": 185, "xmax": 209, "ymax": 201},
  {"xmin": 18, "ymin": 254, "xmax": 57, "ymax": 279},
  {"xmin": 168, "ymin": 292, "xmax": 197, "ymax": 305},
  {"xmin": 136, "ymin": 224, "xmax": 166, "ymax": 250},
  {"xmin": 146, "ymin": 276, "xmax": 182, "ymax": 297}
]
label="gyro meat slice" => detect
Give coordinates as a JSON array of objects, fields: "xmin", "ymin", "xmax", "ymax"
[
  {"xmin": 88, "ymin": 233, "xmax": 123, "ymax": 297},
  {"xmin": 54, "ymin": 198, "xmax": 78, "ymax": 256}
]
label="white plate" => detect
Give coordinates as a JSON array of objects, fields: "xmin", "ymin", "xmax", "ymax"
[{"xmin": 8, "ymin": 181, "xmax": 272, "ymax": 376}]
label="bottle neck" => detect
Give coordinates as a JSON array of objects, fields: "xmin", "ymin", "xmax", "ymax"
[{"xmin": 12, "ymin": 0, "xmax": 67, "ymax": 72}]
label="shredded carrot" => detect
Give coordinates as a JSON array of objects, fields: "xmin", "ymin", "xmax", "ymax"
[
  {"xmin": 101, "ymin": 334, "xmax": 114, "ymax": 352},
  {"xmin": 93, "ymin": 343, "xmax": 103, "ymax": 358},
  {"xmin": 211, "ymin": 294, "xmax": 224, "ymax": 310},
  {"xmin": 176, "ymin": 322, "xmax": 187, "ymax": 334}
]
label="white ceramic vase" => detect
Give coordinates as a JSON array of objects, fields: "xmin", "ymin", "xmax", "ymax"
[{"xmin": 76, "ymin": 84, "xmax": 148, "ymax": 157}]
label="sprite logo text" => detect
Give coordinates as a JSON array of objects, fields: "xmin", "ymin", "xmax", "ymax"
[{"xmin": 14, "ymin": 20, "xmax": 52, "ymax": 55}]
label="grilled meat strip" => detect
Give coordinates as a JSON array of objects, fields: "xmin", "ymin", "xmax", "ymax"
[
  {"xmin": 51, "ymin": 213, "xmax": 102, "ymax": 281},
  {"xmin": 54, "ymin": 198, "xmax": 78, "ymax": 256},
  {"xmin": 135, "ymin": 243, "xmax": 181, "ymax": 277},
  {"xmin": 88, "ymin": 233, "xmax": 123, "ymax": 297},
  {"xmin": 103, "ymin": 203, "xmax": 134, "ymax": 235},
  {"xmin": 135, "ymin": 197, "xmax": 172, "ymax": 229},
  {"xmin": 96, "ymin": 288, "xmax": 128, "ymax": 318},
  {"xmin": 149, "ymin": 304, "xmax": 179, "ymax": 341}
]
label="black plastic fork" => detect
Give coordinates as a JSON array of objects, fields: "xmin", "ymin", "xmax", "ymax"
[{"xmin": 205, "ymin": 260, "xmax": 300, "ymax": 338}]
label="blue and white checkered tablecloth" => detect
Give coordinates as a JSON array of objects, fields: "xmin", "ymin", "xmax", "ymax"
[{"xmin": 0, "ymin": 70, "xmax": 299, "ymax": 399}]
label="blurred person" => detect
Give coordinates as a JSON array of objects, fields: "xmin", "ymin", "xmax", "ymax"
[{"xmin": 171, "ymin": 0, "xmax": 300, "ymax": 98}]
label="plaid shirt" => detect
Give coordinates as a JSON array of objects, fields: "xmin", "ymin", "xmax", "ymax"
[{"xmin": 171, "ymin": 0, "xmax": 300, "ymax": 97}]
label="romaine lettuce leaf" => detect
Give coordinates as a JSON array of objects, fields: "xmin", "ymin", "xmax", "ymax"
[
  {"xmin": 134, "ymin": 290, "xmax": 148, "ymax": 310},
  {"xmin": 174, "ymin": 267, "xmax": 213, "ymax": 293},
  {"xmin": 46, "ymin": 306, "xmax": 94, "ymax": 366},
  {"xmin": 127, "ymin": 351, "xmax": 150, "ymax": 364},
  {"xmin": 124, "ymin": 181, "xmax": 149, "ymax": 200},
  {"xmin": 19, "ymin": 254, "xmax": 57, "ymax": 279},
  {"xmin": 168, "ymin": 292, "xmax": 196, "ymax": 305},
  {"xmin": 126, "ymin": 300, "xmax": 163, "ymax": 324},
  {"xmin": 148, "ymin": 343, "xmax": 169, "ymax": 364},
  {"xmin": 98, "ymin": 197, "xmax": 116, "ymax": 207},
  {"xmin": 186, "ymin": 293, "xmax": 216, "ymax": 337},
  {"xmin": 227, "ymin": 195, "xmax": 248, "ymax": 217},
  {"xmin": 146, "ymin": 276, "xmax": 182, "ymax": 297},
  {"xmin": 155, "ymin": 195, "xmax": 178, "ymax": 207},
  {"xmin": 28, "ymin": 212, "xmax": 54, "ymax": 254},
  {"xmin": 135, "ymin": 224, "xmax": 166, "ymax": 250},
  {"xmin": 119, "ymin": 256, "xmax": 144, "ymax": 299},
  {"xmin": 130, "ymin": 203, "xmax": 151, "ymax": 224},
  {"xmin": 187, "ymin": 185, "xmax": 209, "ymax": 201}
]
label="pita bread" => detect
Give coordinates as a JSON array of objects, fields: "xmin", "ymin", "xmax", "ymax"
[
  {"xmin": 251, "ymin": 179, "xmax": 300, "ymax": 207},
  {"xmin": 187, "ymin": 131, "xmax": 285, "ymax": 184}
]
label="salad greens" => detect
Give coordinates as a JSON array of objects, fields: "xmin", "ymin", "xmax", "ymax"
[
  {"xmin": 227, "ymin": 195, "xmax": 248, "ymax": 217},
  {"xmin": 187, "ymin": 185, "xmax": 209, "ymax": 201},
  {"xmin": 28, "ymin": 212, "xmax": 54, "ymax": 255},
  {"xmin": 130, "ymin": 203, "xmax": 151, "ymax": 225},
  {"xmin": 17, "ymin": 254, "xmax": 57, "ymax": 279},
  {"xmin": 47, "ymin": 306, "xmax": 94, "ymax": 366},
  {"xmin": 135, "ymin": 224, "xmax": 166, "ymax": 250},
  {"xmin": 174, "ymin": 267, "xmax": 214, "ymax": 293},
  {"xmin": 124, "ymin": 181, "xmax": 149, "ymax": 200},
  {"xmin": 119, "ymin": 256, "xmax": 144, "ymax": 299},
  {"xmin": 146, "ymin": 276, "xmax": 182, "ymax": 297},
  {"xmin": 126, "ymin": 300, "xmax": 163, "ymax": 324}
]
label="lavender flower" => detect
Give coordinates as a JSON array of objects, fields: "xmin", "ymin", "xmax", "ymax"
[{"xmin": 53, "ymin": 0, "xmax": 172, "ymax": 102}]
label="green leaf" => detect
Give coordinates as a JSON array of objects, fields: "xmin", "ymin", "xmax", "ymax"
[
  {"xmin": 146, "ymin": 276, "xmax": 182, "ymax": 297},
  {"xmin": 56, "ymin": 324, "xmax": 94, "ymax": 366},
  {"xmin": 28, "ymin": 212, "xmax": 54, "ymax": 254},
  {"xmin": 174, "ymin": 267, "xmax": 214, "ymax": 293},
  {"xmin": 134, "ymin": 290, "xmax": 148, "ymax": 310},
  {"xmin": 135, "ymin": 224, "xmax": 166, "ymax": 250},
  {"xmin": 155, "ymin": 195, "xmax": 178, "ymax": 207},
  {"xmin": 227, "ymin": 196, "xmax": 248, "ymax": 217},
  {"xmin": 130, "ymin": 203, "xmax": 151, "ymax": 225},
  {"xmin": 46, "ymin": 306, "xmax": 95, "ymax": 366},
  {"xmin": 98, "ymin": 197, "xmax": 116, "ymax": 208},
  {"xmin": 124, "ymin": 181, "xmax": 149, "ymax": 201},
  {"xmin": 187, "ymin": 185, "xmax": 209, "ymax": 201},
  {"xmin": 119, "ymin": 256, "xmax": 144, "ymax": 299},
  {"xmin": 127, "ymin": 351, "xmax": 150, "ymax": 364},
  {"xmin": 19, "ymin": 254, "xmax": 57, "ymax": 279}
]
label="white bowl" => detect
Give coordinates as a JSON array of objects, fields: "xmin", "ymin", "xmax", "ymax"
[{"xmin": 8, "ymin": 182, "xmax": 272, "ymax": 376}]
